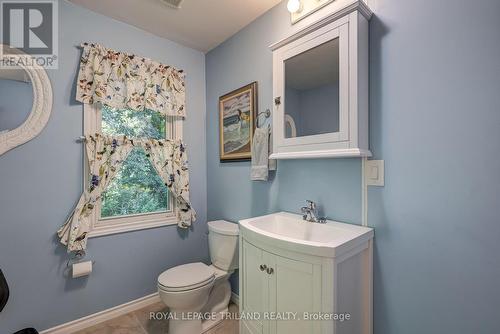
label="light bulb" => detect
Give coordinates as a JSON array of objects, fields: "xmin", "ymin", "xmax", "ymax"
[{"xmin": 287, "ymin": 0, "xmax": 302, "ymax": 13}]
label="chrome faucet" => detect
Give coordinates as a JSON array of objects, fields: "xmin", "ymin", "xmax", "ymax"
[
  {"xmin": 301, "ymin": 200, "xmax": 317, "ymax": 222},
  {"xmin": 301, "ymin": 200, "xmax": 327, "ymax": 223}
]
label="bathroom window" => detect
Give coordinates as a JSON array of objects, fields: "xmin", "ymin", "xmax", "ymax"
[{"xmin": 84, "ymin": 104, "xmax": 182, "ymax": 237}]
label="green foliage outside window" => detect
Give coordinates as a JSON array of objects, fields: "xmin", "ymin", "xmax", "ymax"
[{"xmin": 100, "ymin": 106, "xmax": 170, "ymax": 219}]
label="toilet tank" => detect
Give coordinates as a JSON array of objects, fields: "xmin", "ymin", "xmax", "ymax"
[{"xmin": 207, "ymin": 220, "xmax": 239, "ymax": 271}]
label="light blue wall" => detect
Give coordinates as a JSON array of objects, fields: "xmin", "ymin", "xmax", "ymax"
[
  {"xmin": 368, "ymin": 0, "xmax": 500, "ymax": 332},
  {"xmin": 206, "ymin": 0, "xmax": 500, "ymax": 333},
  {"xmin": 0, "ymin": 1, "xmax": 207, "ymax": 332},
  {"xmin": 0, "ymin": 79, "xmax": 33, "ymax": 131}
]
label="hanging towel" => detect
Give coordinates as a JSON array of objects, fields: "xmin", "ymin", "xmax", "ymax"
[
  {"xmin": 268, "ymin": 128, "xmax": 277, "ymax": 171},
  {"xmin": 251, "ymin": 127, "xmax": 273, "ymax": 181}
]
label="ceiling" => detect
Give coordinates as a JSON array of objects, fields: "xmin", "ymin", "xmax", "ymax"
[{"xmin": 68, "ymin": 0, "xmax": 282, "ymax": 53}]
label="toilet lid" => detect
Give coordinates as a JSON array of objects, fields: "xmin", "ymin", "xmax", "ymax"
[{"xmin": 158, "ymin": 262, "xmax": 215, "ymax": 292}]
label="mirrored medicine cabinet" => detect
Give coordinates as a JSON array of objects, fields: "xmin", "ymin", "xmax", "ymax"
[{"xmin": 270, "ymin": 0, "xmax": 372, "ymax": 159}]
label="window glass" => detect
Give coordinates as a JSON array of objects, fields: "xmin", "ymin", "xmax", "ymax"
[
  {"xmin": 101, "ymin": 105, "xmax": 166, "ymax": 139},
  {"xmin": 99, "ymin": 106, "xmax": 170, "ymax": 219}
]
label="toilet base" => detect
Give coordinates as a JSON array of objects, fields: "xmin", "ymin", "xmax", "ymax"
[
  {"xmin": 201, "ymin": 307, "xmax": 228, "ymax": 333},
  {"xmin": 168, "ymin": 307, "xmax": 228, "ymax": 334},
  {"xmin": 169, "ymin": 314, "xmax": 202, "ymax": 334},
  {"xmin": 201, "ymin": 270, "xmax": 232, "ymax": 314},
  {"xmin": 160, "ymin": 266, "xmax": 234, "ymax": 334}
]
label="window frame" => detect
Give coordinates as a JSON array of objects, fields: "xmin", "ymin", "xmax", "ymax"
[{"xmin": 84, "ymin": 103, "xmax": 182, "ymax": 238}]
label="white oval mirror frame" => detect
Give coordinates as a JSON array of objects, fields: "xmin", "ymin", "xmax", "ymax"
[{"xmin": 0, "ymin": 44, "xmax": 53, "ymax": 156}]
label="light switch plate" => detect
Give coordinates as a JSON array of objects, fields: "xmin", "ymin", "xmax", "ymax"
[{"xmin": 365, "ymin": 160, "xmax": 384, "ymax": 186}]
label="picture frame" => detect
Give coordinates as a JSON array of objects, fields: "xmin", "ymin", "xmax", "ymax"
[{"xmin": 219, "ymin": 82, "xmax": 257, "ymax": 161}]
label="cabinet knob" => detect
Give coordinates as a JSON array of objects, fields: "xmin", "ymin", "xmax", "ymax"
[
  {"xmin": 266, "ymin": 267, "xmax": 274, "ymax": 275},
  {"xmin": 274, "ymin": 97, "xmax": 281, "ymax": 106},
  {"xmin": 259, "ymin": 264, "xmax": 267, "ymax": 271}
]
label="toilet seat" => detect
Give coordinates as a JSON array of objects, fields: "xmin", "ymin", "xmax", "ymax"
[
  {"xmin": 210, "ymin": 264, "xmax": 231, "ymax": 279},
  {"xmin": 158, "ymin": 262, "xmax": 215, "ymax": 292}
]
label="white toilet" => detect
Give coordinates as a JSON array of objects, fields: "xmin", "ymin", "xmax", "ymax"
[{"xmin": 157, "ymin": 220, "xmax": 239, "ymax": 334}]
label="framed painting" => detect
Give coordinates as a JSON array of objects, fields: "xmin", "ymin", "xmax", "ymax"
[{"xmin": 219, "ymin": 82, "xmax": 257, "ymax": 161}]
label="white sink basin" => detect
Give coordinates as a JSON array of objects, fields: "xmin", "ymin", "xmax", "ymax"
[{"xmin": 239, "ymin": 212, "xmax": 373, "ymax": 257}]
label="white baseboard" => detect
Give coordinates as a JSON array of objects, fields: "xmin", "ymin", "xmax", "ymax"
[
  {"xmin": 40, "ymin": 293, "xmax": 161, "ymax": 334},
  {"xmin": 230, "ymin": 292, "xmax": 239, "ymax": 307}
]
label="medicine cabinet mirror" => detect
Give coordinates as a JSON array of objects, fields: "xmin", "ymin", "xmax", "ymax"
[
  {"xmin": 271, "ymin": 0, "xmax": 372, "ymax": 159},
  {"xmin": 284, "ymin": 38, "xmax": 340, "ymax": 138}
]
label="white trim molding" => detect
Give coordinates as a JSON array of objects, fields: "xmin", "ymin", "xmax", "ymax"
[
  {"xmin": 88, "ymin": 212, "xmax": 179, "ymax": 238},
  {"xmin": 270, "ymin": 148, "xmax": 372, "ymax": 160},
  {"xmin": 230, "ymin": 292, "xmax": 240, "ymax": 307},
  {"xmin": 290, "ymin": 0, "xmax": 373, "ymax": 25},
  {"xmin": 0, "ymin": 44, "xmax": 53, "ymax": 156},
  {"xmin": 40, "ymin": 293, "xmax": 161, "ymax": 334},
  {"xmin": 362, "ymin": 157, "xmax": 368, "ymax": 226}
]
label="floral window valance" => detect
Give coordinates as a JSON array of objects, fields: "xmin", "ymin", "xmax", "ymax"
[
  {"xmin": 76, "ymin": 43, "xmax": 186, "ymax": 117},
  {"xmin": 58, "ymin": 134, "xmax": 196, "ymax": 252}
]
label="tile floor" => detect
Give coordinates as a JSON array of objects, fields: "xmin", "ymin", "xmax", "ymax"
[{"xmin": 73, "ymin": 303, "xmax": 239, "ymax": 334}]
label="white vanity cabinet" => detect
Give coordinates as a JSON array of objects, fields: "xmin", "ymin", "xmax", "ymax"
[
  {"xmin": 270, "ymin": 0, "xmax": 372, "ymax": 159},
  {"xmin": 239, "ymin": 212, "xmax": 374, "ymax": 334},
  {"xmin": 240, "ymin": 240, "xmax": 324, "ymax": 334}
]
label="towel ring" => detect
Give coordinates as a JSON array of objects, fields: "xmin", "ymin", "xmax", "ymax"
[{"xmin": 256, "ymin": 109, "xmax": 271, "ymax": 128}]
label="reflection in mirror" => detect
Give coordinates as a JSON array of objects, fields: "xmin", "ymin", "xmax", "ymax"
[
  {"xmin": 284, "ymin": 114, "xmax": 297, "ymax": 138},
  {"xmin": 0, "ymin": 67, "xmax": 33, "ymax": 133},
  {"xmin": 284, "ymin": 38, "xmax": 339, "ymax": 138}
]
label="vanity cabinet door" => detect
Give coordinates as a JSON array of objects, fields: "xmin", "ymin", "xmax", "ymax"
[
  {"xmin": 241, "ymin": 240, "xmax": 270, "ymax": 334},
  {"xmin": 267, "ymin": 253, "xmax": 323, "ymax": 334}
]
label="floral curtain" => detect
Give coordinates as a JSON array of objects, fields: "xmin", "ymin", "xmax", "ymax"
[
  {"xmin": 143, "ymin": 140, "xmax": 195, "ymax": 226},
  {"xmin": 76, "ymin": 43, "xmax": 186, "ymax": 117},
  {"xmin": 58, "ymin": 134, "xmax": 196, "ymax": 252}
]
